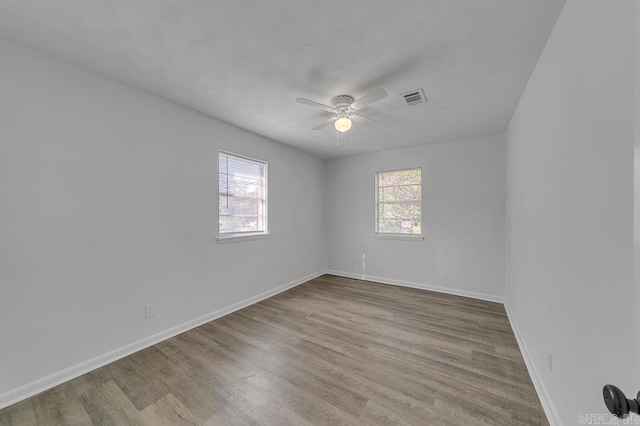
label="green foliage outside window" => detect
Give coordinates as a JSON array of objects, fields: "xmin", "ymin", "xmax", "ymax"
[{"xmin": 376, "ymin": 168, "xmax": 421, "ymax": 234}]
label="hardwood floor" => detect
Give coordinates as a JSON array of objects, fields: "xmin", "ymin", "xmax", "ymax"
[{"xmin": 0, "ymin": 275, "xmax": 548, "ymax": 425}]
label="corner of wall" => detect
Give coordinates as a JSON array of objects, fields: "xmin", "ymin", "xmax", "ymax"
[{"xmin": 503, "ymin": 300, "xmax": 562, "ymax": 426}]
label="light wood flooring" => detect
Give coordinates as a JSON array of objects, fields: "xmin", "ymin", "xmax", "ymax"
[{"xmin": 0, "ymin": 274, "xmax": 548, "ymax": 425}]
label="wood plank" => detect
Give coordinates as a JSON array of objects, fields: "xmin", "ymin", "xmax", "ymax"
[
  {"xmin": 30, "ymin": 381, "xmax": 93, "ymax": 425},
  {"xmin": 79, "ymin": 380, "xmax": 144, "ymax": 425},
  {"xmin": 0, "ymin": 274, "xmax": 548, "ymax": 425},
  {"xmin": 0, "ymin": 400, "xmax": 37, "ymax": 425},
  {"xmin": 140, "ymin": 393, "xmax": 201, "ymax": 426}
]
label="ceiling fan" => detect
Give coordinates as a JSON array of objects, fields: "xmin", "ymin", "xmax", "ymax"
[{"xmin": 296, "ymin": 88, "xmax": 388, "ymax": 132}]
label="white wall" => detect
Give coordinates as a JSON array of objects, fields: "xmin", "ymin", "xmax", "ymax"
[
  {"xmin": 0, "ymin": 38, "xmax": 325, "ymax": 406},
  {"xmin": 505, "ymin": 1, "xmax": 635, "ymax": 424},
  {"xmin": 635, "ymin": 0, "xmax": 640, "ymax": 389},
  {"xmin": 325, "ymin": 134, "xmax": 506, "ymax": 301},
  {"xmin": 4, "ymin": 1, "xmax": 639, "ymax": 419}
]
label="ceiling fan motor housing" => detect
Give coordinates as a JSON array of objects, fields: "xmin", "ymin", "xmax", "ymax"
[
  {"xmin": 296, "ymin": 88, "xmax": 386, "ymax": 131},
  {"xmin": 331, "ymin": 95, "xmax": 355, "ymax": 112}
]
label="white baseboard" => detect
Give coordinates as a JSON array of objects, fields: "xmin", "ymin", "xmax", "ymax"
[
  {"xmin": 2, "ymin": 269, "xmax": 556, "ymax": 426},
  {"xmin": 326, "ymin": 269, "xmax": 504, "ymax": 303},
  {"xmin": 504, "ymin": 301, "xmax": 562, "ymax": 426},
  {"xmin": 327, "ymin": 270, "xmax": 559, "ymax": 423},
  {"xmin": 0, "ymin": 270, "xmax": 325, "ymax": 410}
]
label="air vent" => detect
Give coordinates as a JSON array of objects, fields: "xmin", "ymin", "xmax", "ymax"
[{"xmin": 401, "ymin": 89, "xmax": 426, "ymax": 106}]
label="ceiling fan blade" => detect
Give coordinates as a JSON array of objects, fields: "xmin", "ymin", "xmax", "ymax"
[
  {"xmin": 312, "ymin": 116, "xmax": 338, "ymax": 130},
  {"xmin": 296, "ymin": 98, "xmax": 334, "ymax": 112},
  {"xmin": 350, "ymin": 88, "xmax": 388, "ymax": 111},
  {"xmin": 351, "ymin": 114, "xmax": 380, "ymax": 128}
]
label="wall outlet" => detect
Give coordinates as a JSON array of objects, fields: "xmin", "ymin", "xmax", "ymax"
[
  {"xmin": 546, "ymin": 351, "xmax": 553, "ymax": 372},
  {"xmin": 145, "ymin": 304, "xmax": 155, "ymax": 319}
]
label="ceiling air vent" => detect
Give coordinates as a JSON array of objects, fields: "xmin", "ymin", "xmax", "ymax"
[{"xmin": 401, "ymin": 89, "xmax": 426, "ymax": 106}]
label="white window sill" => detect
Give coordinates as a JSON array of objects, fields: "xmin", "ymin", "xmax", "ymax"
[
  {"xmin": 374, "ymin": 233, "xmax": 424, "ymax": 241},
  {"xmin": 217, "ymin": 233, "xmax": 269, "ymax": 244}
]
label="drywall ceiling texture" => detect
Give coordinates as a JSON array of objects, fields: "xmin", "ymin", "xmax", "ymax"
[{"xmin": 0, "ymin": 0, "xmax": 565, "ymax": 158}]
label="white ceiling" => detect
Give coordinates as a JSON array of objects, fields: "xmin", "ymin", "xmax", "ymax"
[{"xmin": 0, "ymin": 0, "xmax": 565, "ymax": 158}]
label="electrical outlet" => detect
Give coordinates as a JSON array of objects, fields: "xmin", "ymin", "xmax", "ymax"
[
  {"xmin": 145, "ymin": 304, "xmax": 155, "ymax": 319},
  {"xmin": 546, "ymin": 351, "xmax": 553, "ymax": 372}
]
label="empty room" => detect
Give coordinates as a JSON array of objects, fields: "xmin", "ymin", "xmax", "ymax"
[{"xmin": 1, "ymin": 0, "xmax": 639, "ymax": 425}]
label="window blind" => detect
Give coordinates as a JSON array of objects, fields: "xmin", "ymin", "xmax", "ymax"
[
  {"xmin": 219, "ymin": 152, "xmax": 267, "ymax": 235},
  {"xmin": 375, "ymin": 168, "xmax": 422, "ymax": 234}
]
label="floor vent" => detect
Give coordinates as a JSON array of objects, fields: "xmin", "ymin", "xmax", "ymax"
[{"xmin": 401, "ymin": 89, "xmax": 426, "ymax": 106}]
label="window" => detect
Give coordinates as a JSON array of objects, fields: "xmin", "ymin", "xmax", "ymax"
[
  {"xmin": 375, "ymin": 168, "xmax": 422, "ymax": 235},
  {"xmin": 219, "ymin": 152, "xmax": 267, "ymax": 237}
]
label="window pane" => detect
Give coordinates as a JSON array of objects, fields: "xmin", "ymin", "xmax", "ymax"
[
  {"xmin": 223, "ymin": 179, "xmax": 262, "ymax": 198},
  {"xmin": 220, "ymin": 215, "xmax": 262, "ymax": 233},
  {"xmin": 378, "ymin": 184, "xmax": 421, "ymax": 202},
  {"xmin": 377, "ymin": 219, "xmax": 421, "ymax": 234},
  {"xmin": 219, "ymin": 196, "xmax": 263, "ymax": 217},
  {"xmin": 219, "ymin": 153, "xmax": 267, "ymax": 234},
  {"xmin": 378, "ymin": 202, "xmax": 421, "ymax": 220},
  {"xmin": 378, "ymin": 169, "xmax": 421, "ymax": 187},
  {"xmin": 376, "ymin": 168, "xmax": 421, "ymax": 234}
]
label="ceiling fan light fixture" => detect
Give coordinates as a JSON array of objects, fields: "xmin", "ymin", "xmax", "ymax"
[
  {"xmin": 335, "ymin": 116, "xmax": 352, "ymax": 132},
  {"xmin": 297, "ymin": 88, "xmax": 387, "ymax": 133}
]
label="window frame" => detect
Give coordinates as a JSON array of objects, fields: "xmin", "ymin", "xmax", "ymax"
[
  {"xmin": 217, "ymin": 151, "xmax": 268, "ymax": 243},
  {"xmin": 374, "ymin": 167, "xmax": 424, "ymax": 241}
]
